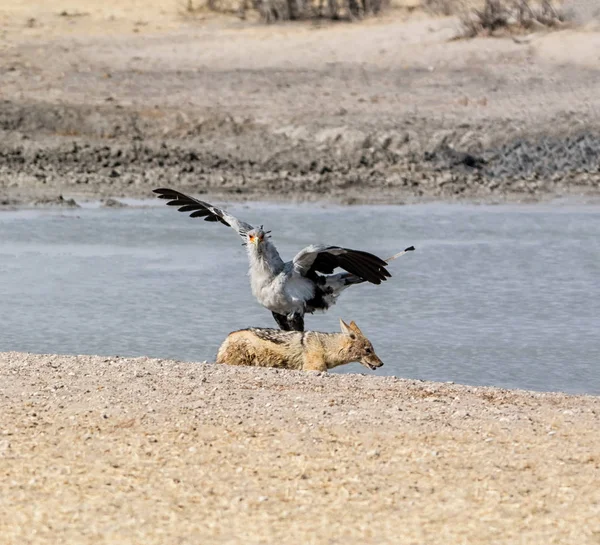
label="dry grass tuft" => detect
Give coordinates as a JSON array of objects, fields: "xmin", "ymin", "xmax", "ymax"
[
  {"xmin": 181, "ymin": 0, "xmax": 390, "ymax": 21},
  {"xmin": 460, "ymin": 0, "xmax": 571, "ymax": 36},
  {"xmin": 423, "ymin": 0, "xmax": 463, "ymax": 16},
  {"xmin": 180, "ymin": 0, "xmax": 243, "ymax": 16},
  {"xmin": 260, "ymin": 0, "xmax": 391, "ymax": 21}
]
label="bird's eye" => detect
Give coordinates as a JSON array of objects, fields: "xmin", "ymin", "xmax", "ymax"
[{"xmin": 249, "ymin": 235, "xmax": 255, "ymax": 242}]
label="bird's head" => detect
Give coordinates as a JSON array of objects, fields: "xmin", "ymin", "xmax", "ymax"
[{"xmin": 246, "ymin": 226, "xmax": 270, "ymax": 251}]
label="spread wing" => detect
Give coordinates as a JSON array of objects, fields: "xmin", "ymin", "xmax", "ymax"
[
  {"xmin": 153, "ymin": 188, "xmax": 254, "ymax": 239},
  {"xmin": 293, "ymin": 245, "xmax": 391, "ymax": 285}
]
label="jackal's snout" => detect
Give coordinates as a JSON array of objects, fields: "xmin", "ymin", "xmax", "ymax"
[{"xmin": 360, "ymin": 352, "xmax": 384, "ymax": 371}]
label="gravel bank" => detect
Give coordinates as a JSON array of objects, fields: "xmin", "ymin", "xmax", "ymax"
[{"xmin": 1, "ymin": 352, "xmax": 599, "ymax": 544}]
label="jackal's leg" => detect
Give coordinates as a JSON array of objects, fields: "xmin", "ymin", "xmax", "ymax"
[
  {"xmin": 303, "ymin": 353, "xmax": 327, "ymax": 372},
  {"xmin": 272, "ymin": 312, "xmax": 292, "ymax": 331},
  {"xmin": 288, "ymin": 312, "xmax": 304, "ymax": 332}
]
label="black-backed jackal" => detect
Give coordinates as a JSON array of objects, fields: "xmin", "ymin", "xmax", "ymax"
[{"xmin": 216, "ymin": 319, "xmax": 383, "ymax": 372}]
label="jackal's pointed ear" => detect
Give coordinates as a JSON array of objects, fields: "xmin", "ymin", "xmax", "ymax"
[
  {"xmin": 339, "ymin": 319, "xmax": 356, "ymax": 338},
  {"xmin": 349, "ymin": 321, "xmax": 364, "ymax": 337}
]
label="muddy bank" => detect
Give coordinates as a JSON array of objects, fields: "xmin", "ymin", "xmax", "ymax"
[
  {"xmin": 1, "ymin": 351, "xmax": 599, "ymax": 544},
  {"xmin": 2, "ymin": 9, "xmax": 600, "ymax": 206},
  {"xmin": 1, "ymin": 101, "xmax": 600, "ymax": 205}
]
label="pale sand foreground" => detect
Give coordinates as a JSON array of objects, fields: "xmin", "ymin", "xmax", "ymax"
[{"xmin": 1, "ymin": 353, "xmax": 599, "ymax": 544}]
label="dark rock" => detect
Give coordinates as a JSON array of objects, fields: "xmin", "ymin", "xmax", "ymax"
[
  {"xmin": 32, "ymin": 195, "xmax": 80, "ymax": 208},
  {"xmin": 101, "ymin": 198, "xmax": 127, "ymax": 208}
]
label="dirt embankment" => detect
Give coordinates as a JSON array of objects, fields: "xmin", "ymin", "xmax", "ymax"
[
  {"xmin": 2, "ymin": 101, "xmax": 600, "ymax": 206},
  {"xmin": 1, "ymin": 3, "xmax": 600, "ymax": 205},
  {"xmin": 1, "ymin": 352, "xmax": 599, "ymax": 544}
]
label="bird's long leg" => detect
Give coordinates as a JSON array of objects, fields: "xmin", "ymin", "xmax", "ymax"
[
  {"xmin": 272, "ymin": 312, "xmax": 292, "ymax": 331},
  {"xmin": 288, "ymin": 313, "xmax": 305, "ymax": 332}
]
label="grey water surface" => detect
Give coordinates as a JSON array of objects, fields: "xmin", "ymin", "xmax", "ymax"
[{"xmin": 0, "ymin": 202, "xmax": 598, "ymax": 395}]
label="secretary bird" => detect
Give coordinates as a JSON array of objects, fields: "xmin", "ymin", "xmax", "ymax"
[{"xmin": 154, "ymin": 188, "xmax": 414, "ymax": 331}]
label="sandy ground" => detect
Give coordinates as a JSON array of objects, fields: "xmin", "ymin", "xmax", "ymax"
[
  {"xmin": 1, "ymin": 1, "xmax": 600, "ymax": 205},
  {"xmin": 1, "ymin": 351, "xmax": 599, "ymax": 544}
]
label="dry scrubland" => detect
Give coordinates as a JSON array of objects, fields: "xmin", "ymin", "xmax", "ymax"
[
  {"xmin": 1, "ymin": 352, "xmax": 599, "ymax": 544},
  {"xmin": 1, "ymin": 0, "xmax": 600, "ymax": 205}
]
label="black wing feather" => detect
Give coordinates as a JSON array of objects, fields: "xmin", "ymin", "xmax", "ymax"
[
  {"xmin": 337, "ymin": 254, "xmax": 387, "ymax": 284},
  {"xmin": 337, "ymin": 254, "xmax": 386, "ymax": 285},
  {"xmin": 153, "ymin": 188, "xmax": 230, "ymax": 226},
  {"xmin": 309, "ymin": 247, "xmax": 391, "ymax": 285}
]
